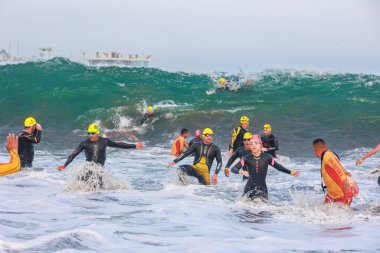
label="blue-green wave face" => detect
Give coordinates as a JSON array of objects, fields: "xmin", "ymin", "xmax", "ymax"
[{"xmin": 1, "ymin": 58, "xmax": 379, "ymax": 156}]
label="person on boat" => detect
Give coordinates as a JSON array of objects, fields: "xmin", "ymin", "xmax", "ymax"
[
  {"xmin": 18, "ymin": 117, "xmax": 42, "ymax": 168},
  {"xmin": 171, "ymin": 128, "xmax": 189, "ymax": 156},
  {"xmin": 224, "ymin": 132, "xmax": 252, "ymax": 180},
  {"xmin": 261, "ymin": 123, "xmax": 279, "ymax": 158},
  {"xmin": 0, "ymin": 134, "xmax": 21, "ymax": 177},
  {"xmin": 312, "ymin": 138, "xmax": 359, "ymax": 206},
  {"xmin": 227, "ymin": 116, "xmax": 250, "ymax": 157},
  {"xmin": 167, "ymin": 128, "xmax": 222, "ymax": 185},
  {"xmin": 232, "ymin": 134, "xmax": 300, "ymax": 200}
]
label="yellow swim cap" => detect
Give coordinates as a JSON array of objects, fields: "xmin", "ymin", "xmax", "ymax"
[
  {"xmin": 218, "ymin": 78, "xmax": 226, "ymax": 85},
  {"xmin": 147, "ymin": 106, "xmax": 154, "ymax": 111},
  {"xmin": 24, "ymin": 117, "xmax": 37, "ymax": 127},
  {"xmin": 243, "ymin": 132, "xmax": 252, "ymax": 139},
  {"xmin": 264, "ymin": 123, "xmax": 272, "ymax": 131},
  {"xmin": 87, "ymin": 123, "xmax": 100, "ymax": 134},
  {"xmin": 202, "ymin": 128, "xmax": 214, "ymax": 135},
  {"xmin": 240, "ymin": 116, "xmax": 249, "ymax": 124}
]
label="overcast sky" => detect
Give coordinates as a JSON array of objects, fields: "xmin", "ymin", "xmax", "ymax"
[{"xmin": 1, "ymin": 0, "xmax": 379, "ymax": 74}]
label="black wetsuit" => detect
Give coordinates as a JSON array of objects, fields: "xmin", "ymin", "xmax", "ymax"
[
  {"xmin": 140, "ymin": 113, "xmax": 154, "ymax": 125},
  {"xmin": 232, "ymin": 152, "xmax": 291, "ymax": 200},
  {"xmin": 173, "ymin": 142, "xmax": 222, "ymax": 185},
  {"xmin": 18, "ymin": 129, "xmax": 42, "ymax": 168},
  {"xmin": 225, "ymin": 146, "xmax": 251, "ymax": 180},
  {"xmin": 261, "ymin": 133, "xmax": 279, "ymax": 158},
  {"xmin": 64, "ymin": 137, "xmax": 136, "ymax": 167},
  {"xmin": 189, "ymin": 137, "xmax": 202, "ymax": 147},
  {"xmin": 229, "ymin": 126, "xmax": 248, "ymax": 152}
]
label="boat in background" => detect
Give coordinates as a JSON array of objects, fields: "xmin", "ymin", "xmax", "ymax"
[{"xmin": 81, "ymin": 51, "xmax": 152, "ymax": 67}]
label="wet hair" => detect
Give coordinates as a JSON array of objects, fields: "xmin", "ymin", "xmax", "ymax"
[
  {"xmin": 312, "ymin": 138, "xmax": 325, "ymax": 146},
  {"xmin": 181, "ymin": 128, "xmax": 189, "ymax": 135}
]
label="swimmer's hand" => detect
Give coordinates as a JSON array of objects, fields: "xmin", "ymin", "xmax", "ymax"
[
  {"xmin": 135, "ymin": 143, "xmax": 144, "ymax": 149},
  {"xmin": 239, "ymin": 170, "xmax": 249, "ymax": 177},
  {"xmin": 227, "ymin": 149, "xmax": 233, "ymax": 158},
  {"xmin": 211, "ymin": 173, "xmax": 218, "ymax": 185},
  {"xmin": 355, "ymin": 158, "xmax": 364, "ymax": 166},
  {"xmin": 224, "ymin": 168, "xmax": 230, "ymax": 177},
  {"xmin": 290, "ymin": 170, "xmax": 300, "ymax": 177},
  {"xmin": 57, "ymin": 165, "xmax": 66, "ymax": 171},
  {"xmin": 167, "ymin": 162, "xmax": 175, "ymax": 168}
]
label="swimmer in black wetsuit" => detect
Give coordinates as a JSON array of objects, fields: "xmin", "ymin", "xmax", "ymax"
[
  {"xmin": 140, "ymin": 105, "xmax": 155, "ymax": 125},
  {"xmin": 227, "ymin": 116, "xmax": 250, "ymax": 158},
  {"xmin": 188, "ymin": 130, "xmax": 202, "ymax": 147},
  {"xmin": 231, "ymin": 134, "xmax": 300, "ymax": 200},
  {"xmin": 167, "ymin": 128, "xmax": 222, "ymax": 185},
  {"xmin": 18, "ymin": 117, "xmax": 42, "ymax": 168},
  {"xmin": 261, "ymin": 123, "xmax": 279, "ymax": 158},
  {"xmin": 224, "ymin": 132, "xmax": 252, "ymax": 180},
  {"xmin": 57, "ymin": 123, "xmax": 144, "ymax": 171}
]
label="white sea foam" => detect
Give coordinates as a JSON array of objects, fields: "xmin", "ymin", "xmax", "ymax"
[{"xmin": 0, "ymin": 147, "xmax": 379, "ymax": 252}]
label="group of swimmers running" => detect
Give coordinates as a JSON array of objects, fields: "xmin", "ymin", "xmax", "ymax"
[{"xmin": 0, "ymin": 113, "xmax": 379, "ymax": 207}]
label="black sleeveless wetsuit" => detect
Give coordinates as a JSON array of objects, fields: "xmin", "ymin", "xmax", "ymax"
[
  {"xmin": 18, "ymin": 129, "xmax": 42, "ymax": 168},
  {"xmin": 232, "ymin": 152, "xmax": 291, "ymax": 200}
]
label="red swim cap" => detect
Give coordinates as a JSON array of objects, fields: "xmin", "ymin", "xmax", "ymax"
[
  {"xmin": 250, "ymin": 134, "xmax": 262, "ymax": 143},
  {"xmin": 195, "ymin": 130, "xmax": 201, "ymax": 138}
]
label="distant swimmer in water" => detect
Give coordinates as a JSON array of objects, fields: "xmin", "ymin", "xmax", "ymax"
[
  {"xmin": 18, "ymin": 117, "xmax": 42, "ymax": 168},
  {"xmin": 227, "ymin": 116, "xmax": 250, "ymax": 157},
  {"xmin": 232, "ymin": 134, "xmax": 299, "ymax": 201},
  {"xmin": 261, "ymin": 123, "xmax": 279, "ymax": 158},
  {"xmin": 167, "ymin": 128, "xmax": 222, "ymax": 185},
  {"xmin": 57, "ymin": 123, "xmax": 144, "ymax": 184},
  {"xmin": 355, "ymin": 143, "xmax": 380, "ymax": 186},
  {"xmin": 312, "ymin": 138, "xmax": 359, "ymax": 206},
  {"xmin": 0, "ymin": 134, "xmax": 21, "ymax": 177},
  {"xmin": 140, "ymin": 105, "xmax": 155, "ymax": 125},
  {"xmin": 224, "ymin": 132, "xmax": 252, "ymax": 180},
  {"xmin": 171, "ymin": 128, "xmax": 189, "ymax": 156},
  {"xmin": 188, "ymin": 130, "xmax": 202, "ymax": 147}
]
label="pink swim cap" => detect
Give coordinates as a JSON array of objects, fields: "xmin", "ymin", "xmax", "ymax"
[
  {"xmin": 195, "ymin": 130, "xmax": 201, "ymax": 138},
  {"xmin": 250, "ymin": 134, "xmax": 262, "ymax": 143}
]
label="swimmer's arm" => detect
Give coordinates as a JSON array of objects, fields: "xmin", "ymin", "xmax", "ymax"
[
  {"xmin": 63, "ymin": 142, "xmax": 85, "ymax": 167},
  {"xmin": 19, "ymin": 130, "xmax": 42, "ymax": 144},
  {"xmin": 173, "ymin": 143, "xmax": 196, "ymax": 163},
  {"xmin": 214, "ymin": 147, "xmax": 223, "ymax": 174},
  {"xmin": 106, "ymin": 138, "xmax": 137, "ymax": 149},
  {"xmin": 229, "ymin": 127, "xmax": 239, "ymax": 150},
  {"xmin": 272, "ymin": 160, "xmax": 291, "ymax": 174},
  {"xmin": 225, "ymin": 151, "xmax": 239, "ymax": 169},
  {"xmin": 356, "ymin": 144, "xmax": 380, "ymax": 166},
  {"xmin": 231, "ymin": 162, "xmax": 242, "ymax": 174}
]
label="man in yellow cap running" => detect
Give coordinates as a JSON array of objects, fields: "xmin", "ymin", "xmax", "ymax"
[
  {"xmin": 167, "ymin": 128, "xmax": 222, "ymax": 185},
  {"xmin": 18, "ymin": 117, "xmax": 42, "ymax": 168},
  {"xmin": 227, "ymin": 116, "xmax": 250, "ymax": 157},
  {"xmin": 261, "ymin": 123, "xmax": 279, "ymax": 158},
  {"xmin": 57, "ymin": 123, "xmax": 144, "ymax": 171}
]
